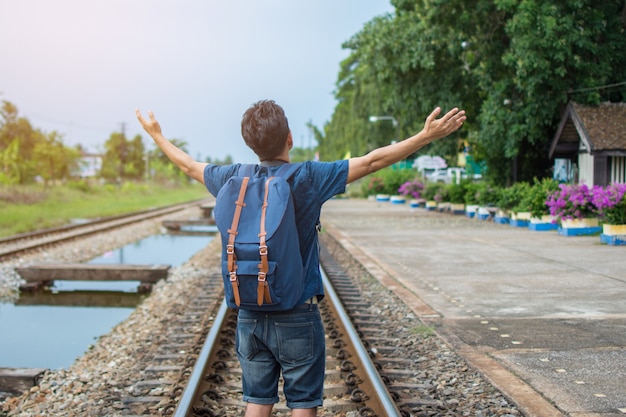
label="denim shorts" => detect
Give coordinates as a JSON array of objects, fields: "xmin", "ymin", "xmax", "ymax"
[{"xmin": 236, "ymin": 303, "xmax": 325, "ymax": 409}]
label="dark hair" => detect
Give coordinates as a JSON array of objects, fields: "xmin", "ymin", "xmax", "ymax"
[{"xmin": 241, "ymin": 99, "xmax": 290, "ymax": 160}]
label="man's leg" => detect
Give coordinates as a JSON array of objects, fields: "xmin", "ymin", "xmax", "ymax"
[
  {"xmin": 244, "ymin": 403, "xmax": 273, "ymax": 417},
  {"xmin": 292, "ymin": 407, "xmax": 317, "ymax": 417}
]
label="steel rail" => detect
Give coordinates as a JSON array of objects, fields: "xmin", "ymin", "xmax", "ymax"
[
  {"xmin": 173, "ymin": 299, "xmax": 229, "ymax": 417},
  {"xmin": 0, "ymin": 198, "xmax": 208, "ymax": 245},
  {"xmin": 320, "ymin": 264, "xmax": 403, "ymax": 417},
  {"xmin": 172, "ymin": 265, "xmax": 403, "ymax": 416},
  {"xmin": 0, "ymin": 199, "xmax": 210, "ymax": 259}
]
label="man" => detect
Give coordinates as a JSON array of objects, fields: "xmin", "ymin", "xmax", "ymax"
[{"xmin": 136, "ymin": 100, "xmax": 465, "ymax": 417}]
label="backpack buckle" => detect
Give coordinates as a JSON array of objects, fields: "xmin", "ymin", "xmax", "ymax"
[
  {"xmin": 229, "ymin": 272, "xmax": 238, "ymax": 282},
  {"xmin": 259, "ymin": 245, "xmax": 268, "ymax": 256},
  {"xmin": 257, "ymin": 272, "xmax": 267, "ymax": 282},
  {"xmin": 226, "ymin": 245, "xmax": 235, "ymax": 255}
]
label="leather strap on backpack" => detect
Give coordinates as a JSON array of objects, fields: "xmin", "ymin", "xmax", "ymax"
[
  {"xmin": 227, "ymin": 177, "xmax": 249, "ymax": 307},
  {"xmin": 257, "ymin": 177, "xmax": 274, "ymax": 306}
]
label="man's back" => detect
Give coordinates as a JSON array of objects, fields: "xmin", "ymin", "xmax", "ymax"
[{"xmin": 204, "ymin": 160, "xmax": 349, "ymax": 304}]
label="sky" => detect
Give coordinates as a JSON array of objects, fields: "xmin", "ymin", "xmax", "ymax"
[{"xmin": 0, "ymin": 0, "xmax": 393, "ymax": 163}]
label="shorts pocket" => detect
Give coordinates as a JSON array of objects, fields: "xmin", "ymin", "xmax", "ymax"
[
  {"xmin": 275, "ymin": 321, "xmax": 314, "ymax": 364},
  {"xmin": 237, "ymin": 318, "xmax": 259, "ymax": 360}
]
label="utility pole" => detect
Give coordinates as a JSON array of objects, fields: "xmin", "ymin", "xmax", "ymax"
[{"xmin": 308, "ymin": 119, "xmax": 313, "ymax": 160}]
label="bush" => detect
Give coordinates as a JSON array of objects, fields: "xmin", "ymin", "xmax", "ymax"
[
  {"xmin": 524, "ymin": 178, "xmax": 559, "ymax": 217},
  {"xmin": 496, "ymin": 182, "xmax": 530, "ymax": 213},
  {"xmin": 463, "ymin": 181, "xmax": 482, "ymax": 205},
  {"xmin": 398, "ymin": 179, "xmax": 425, "ymax": 199},
  {"xmin": 362, "ymin": 177, "xmax": 386, "ymax": 197},
  {"xmin": 120, "ymin": 181, "xmax": 149, "ymax": 195},
  {"xmin": 445, "ymin": 182, "xmax": 466, "ymax": 203},
  {"xmin": 422, "ymin": 182, "xmax": 443, "ymax": 201},
  {"xmin": 592, "ymin": 183, "xmax": 626, "ymax": 224},
  {"xmin": 546, "ymin": 183, "xmax": 598, "ymax": 220},
  {"xmin": 361, "ymin": 168, "xmax": 415, "ymax": 196},
  {"xmin": 474, "ymin": 182, "xmax": 500, "ymax": 207}
]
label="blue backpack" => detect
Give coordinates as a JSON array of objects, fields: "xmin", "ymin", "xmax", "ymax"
[{"xmin": 213, "ymin": 163, "xmax": 305, "ymax": 311}]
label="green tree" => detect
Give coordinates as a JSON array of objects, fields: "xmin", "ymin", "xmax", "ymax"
[
  {"xmin": 0, "ymin": 138, "xmax": 21, "ymax": 185},
  {"xmin": 101, "ymin": 132, "xmax": 128, "ymax": 181},
  {"xmin": 478, "ymin": 0, "xmax": 626, "ymax": 184},
  {"xmin": 101, "ymin": 132, "xmax": 146, "ymax": 181},
  {"xmin": 147, "ymin": 138, "xmax": 192, "ymax": 183},
  {"xmin": 205, "ymin": 154, "xmax": 234, "ymax": 165},
  {"xmin": 32, "ymin": 131, "xmax": 81, "ymax": 185},
  {"xmin": 320, "ymin": 0, "xmax": 626, "ymax": 185},
  {"xmin": 125, "ymin": 134, "xmax": 146, "ymax": 180},
  {"xmin": 0, "ymin": 100, "xmax": 40, "ymax": 183}
]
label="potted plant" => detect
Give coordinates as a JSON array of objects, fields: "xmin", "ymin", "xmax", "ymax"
[
  {"xmin": 398, "ymin": 179, "xmax": 425, "ymax": 207},
  {"xmin": 362, "ymin": 176, "xmax": 390, "ymax": 201},
  {"xmin": 593, "ymin": 183, "xmax": 626, "ymax": 245},
  {"xmin": 463, "ymin": 181, "xmax": 480, "ymax": 218},
  {"xmin": 446, "ymin": 182, "xmax": 466, "ymax": 215},
  {"xmin": 526, "ymin": 178, "xmax": 559, "ymax": 231},
  {"xmin": 422, "ymin": 183, "xmax": 441, "ymax": 211},
  {"xmin": 474, "ymin": 182, "xmax": 499, "ymax": 220},
  {"xmin": 494, "ymin": 182, "xmax": 530, "ymax": 225},
  {"xmin": 436, "ymin": 185, "xmax": 451, "ymax": 212},
  {"xmin": 546, "ymin": 183, "xmax": 602, "ymax": 236}
]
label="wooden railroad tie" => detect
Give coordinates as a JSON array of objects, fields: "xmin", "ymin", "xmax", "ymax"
[
  {"xmin": 0, "ymin": 368, "xmax": 47, "ymax": 396},
  {"xmin": 15, "ymin": 263, "xmax": 170, "ymax": 292},
  {"xmin": 200, "ymin": 202, "xmax": 215, "ymax": 219}
]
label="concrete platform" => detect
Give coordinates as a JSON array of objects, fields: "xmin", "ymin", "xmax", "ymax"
[{"xmin": 321, "ymin": 198, "xmax": 626, "ymax": 417}]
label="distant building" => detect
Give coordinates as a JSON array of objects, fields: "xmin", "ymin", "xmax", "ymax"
[
  {"xmin": 549, "ymin": 102, "xmax": 626, "ymax": 185},
  {"xmin": 74, "ymin": 152, "xmax": 103, "ymax": 178}
]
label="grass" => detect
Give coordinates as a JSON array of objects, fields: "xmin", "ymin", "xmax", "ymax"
[
  {"xmin": 0, "ymin": 181, "xmax": 209, "ymax": 238},
  {"xmin": 410, "ymin": 324, "xmax": 435, "ymax": 337}
]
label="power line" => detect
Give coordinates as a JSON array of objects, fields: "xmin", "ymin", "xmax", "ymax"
[{"xmin": 567, "ymin": 81, "xmax": 626, "ymax": 94}]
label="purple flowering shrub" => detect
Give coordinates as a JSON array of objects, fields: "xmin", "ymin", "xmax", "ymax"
[
  {"xmin": 398, "ymin": 180, "xmax": 425, "ymax": 199},
  {"xmin": 546, "ymin": 183, "xmax": 626, "ymax": 224},
  {"xmin": 546, "ymin": 183, "xmax": 599, "ymax": 220},
  {"xmin": 592, "ymin": 183, "xmax": 626, "ymax": 225}
]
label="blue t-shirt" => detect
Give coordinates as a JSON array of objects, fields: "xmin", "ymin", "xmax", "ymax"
[{"xmin": 203, "ymin": 160, "xmax": 349, "ymax": 303}]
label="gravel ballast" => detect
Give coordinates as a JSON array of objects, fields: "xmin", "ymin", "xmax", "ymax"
[{"xmin": 1, "ymin": 206, "xmax": 520, "ymax": 416}]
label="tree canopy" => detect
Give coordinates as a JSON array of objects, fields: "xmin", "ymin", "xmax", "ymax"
[
  {"xmin": 0, "ymin": 100, "xmax": 80, "ymax": 185},
  {"xmin": 319, "ymin": 0, "xmax": 626, "ymax": 185}
]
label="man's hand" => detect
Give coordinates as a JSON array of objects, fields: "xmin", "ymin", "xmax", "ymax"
[
  {"xmin": 422, "ymin": 107, "xmax": 466, "ymax": 142},
  {"xmin": 134, "ymin": 109, "xmax": 208, "ymax": 184},
  {"xmin": 136, "ymin": 109, "xmax": 162, "ymax": 138},
  {"xmin": 347, "ymin": 106, "xmax": 467, "ymax": 184}
]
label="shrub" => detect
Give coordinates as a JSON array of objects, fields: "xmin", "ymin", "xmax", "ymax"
[
  {"xmin": 66, "ymin": 179, "xmax": 93, "ymax": 193},
  {"xmin": 422, "ymin": 182, "xmax": 443, "ymax": 201},
  {"xmin": 592, "ymin": 183, "xmax": 626, "ymax": 225},
  {"xmin": 445, "ymin": 182, "xmax": 466, "ymax": 203},
  {"xmin": 474, "ymin": 182, "xmax": 500, "ymax": 207},
  {"xmin": 361, "ymin": 168, "xmax": 416, "ymax": 196},
  {"xmin": 496, "ymin": 182, "xmax": 530, "ymax": 213},
  {"xmin": 546, "ymin": 183, "xmax": 599, "ymax": 220},
  {"xmin": 398, "ymin": 179, "xmax": 425, "ymax": 199},
  {"xmin": 524, "ymin": 178, "xmax": 559, "ymax": 217},
  {"xmin": 362, "ymin": 177, "xmax": 386, "ymax": 197},
  {"xmin": 463, "ymin": 181, "xmax": 482, "ymax": 205}
]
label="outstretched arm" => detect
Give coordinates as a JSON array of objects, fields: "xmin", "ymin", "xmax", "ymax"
[
  {"xmin": 136, "ymin": 109, "xmax": 208, "ymax": 184},
  {"xmin": 347, "ymin": 107, "xmax": 466, "ymax": 184}
]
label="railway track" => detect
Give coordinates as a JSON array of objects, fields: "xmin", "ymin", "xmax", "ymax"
[
  {"xmin": 155, "ymin": 242, "xmax": 443, "ymax": 417},
  {"xmin": 0, "ymin": 199, "xmax": 209, "ymax": 260},
  {"xmin": 168, "ymin": 274, "xmax": 401, "ymax": 416},
  {"xmin": 2, "ymin": 204, "xmax": 521, "ymax": 416}
]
